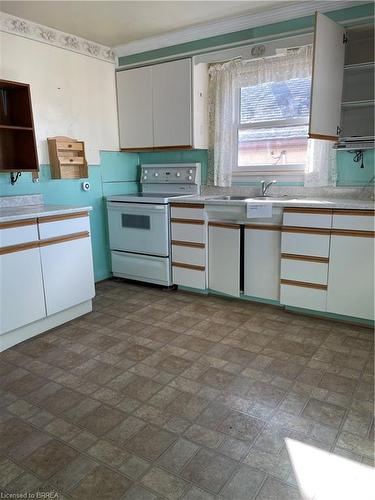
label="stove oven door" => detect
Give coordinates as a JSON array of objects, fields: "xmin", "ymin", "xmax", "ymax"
[{"xmin": 107, "ymin": 202, "xmax": 169, "ymax": 256}]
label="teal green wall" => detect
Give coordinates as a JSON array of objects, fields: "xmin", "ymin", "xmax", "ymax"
[
  {"xmin": 118, "ymin": 4, "xmax": 374, "ymax": 67},
  {"xmin": 0, "ymin": 151, "xmax": 139, "ymax": 282},
  {"xmin": 336, "ymin": 149, "xmax": 374, "ymax": 186}
]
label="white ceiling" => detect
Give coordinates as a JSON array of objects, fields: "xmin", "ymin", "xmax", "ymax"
[{"xmin": 1, "ymin": 0, "xmax": 297, "ymax": 47}]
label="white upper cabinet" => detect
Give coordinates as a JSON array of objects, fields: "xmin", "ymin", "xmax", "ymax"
[
  {"xmin": 309, "ymin": 12, "xmax": 346, "ymax": 140},
  {"xmin": 116, "ymin": 66, "xmax": 153, "ymax": 149},
  {"xmin": 152, "ymin": 59, "xmax": 192, "ymax": 147},
  {"xmin": 116, "ymin": 58, "xmax": 208, "ymax": 149}
]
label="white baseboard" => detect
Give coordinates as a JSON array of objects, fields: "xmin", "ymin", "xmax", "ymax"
[{"xmin": 0, "ymin": 300, "xmax": 92, "ymax": 352}]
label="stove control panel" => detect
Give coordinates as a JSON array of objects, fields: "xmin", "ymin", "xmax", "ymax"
[{"xmin": 140, "ymin": 163, "xmax": 201, "ymax": 185}]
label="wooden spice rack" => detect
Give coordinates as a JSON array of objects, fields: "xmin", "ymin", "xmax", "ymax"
[{"xmin": 47, "ymin": 136, "xmax": 88, "ymax": 179}]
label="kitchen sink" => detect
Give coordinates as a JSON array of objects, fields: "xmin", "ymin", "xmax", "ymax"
[
  {"xmin": 206, "ymin": 195, "xmax": 251, "ymax": 201},
  {"xmin": 206, "ymin": 195, "xmax": 291, "ymax": 201}
]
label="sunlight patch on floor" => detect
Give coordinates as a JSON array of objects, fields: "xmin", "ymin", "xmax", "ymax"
[{"xmin": 285, "ymin": 438, "xmax": 374, "ymax": 500}]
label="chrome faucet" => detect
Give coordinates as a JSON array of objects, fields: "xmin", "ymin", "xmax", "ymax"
[{"xmin": 260, "ymin": 179, "xmax": 276, "ymax": 197}]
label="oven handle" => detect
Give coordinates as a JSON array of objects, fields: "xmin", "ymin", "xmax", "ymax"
[{"xmin": 107, "ymin": 202, "xmax": 168, "ymax": 212}]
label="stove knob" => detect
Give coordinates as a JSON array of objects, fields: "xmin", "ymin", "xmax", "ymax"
[
  {"xmin": 188, "ymin": 175, "xmax": 192, "ymax": 181},
  {"xmin": 154, "ymin": 173, "xmax": 159, "ymax": 177},
  {"xmin": 144, "ymin": 170, "xmax": 148, "ymax": 174},
  {"xmin": 143, "ymin": 175, "xmax": 147, "ymax": 180},
  {"xmin": 188, "ymin": 169, "xmax": 193, "ymax": 174},
  {"xmin": 176, "ymin": 172, "xmax": 181, "ymax": 177}
]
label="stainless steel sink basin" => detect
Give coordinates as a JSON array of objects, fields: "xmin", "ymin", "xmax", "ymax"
[
  {"xmin": 248, "ymin": 195, "xmax": 291, "ymax": 200},
  {"xmin": 206, "ymin": 196, "xmax": 250, "ymax": 201}
]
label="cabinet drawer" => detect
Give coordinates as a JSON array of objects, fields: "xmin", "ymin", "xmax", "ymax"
[
  {"xmin": 39, "ymin": 213, "xmax": 90, "ymax": 239},
  {"xmin": 0, "ymin": 220, "xmax": 38, "ymax": 247},
  {"xmin": 283, "ymin": 209, "xmax": 332, "ymax": 229},
  {"xmin": 332, "ymin": 210, "xmax": 374, "ymax": 231},
  {"xmin": 171, "ymin": 221, "xmax": 205, "ymax": 243},
  {"xmin": 172, "ymin": 243, "xmax": 205, "ymax": 266},
  {"xmin": 59, "ymin": 156, "xmax": 85, "ymax": 165},
  {"xmin": 281, "ymin": 230, "xmax": 330, "ymax": 258},
  {"xmin": 171, "ymin": 204, "xmax": 205, "ymax": 220},
  {"xmin": 173, "ymin": 265, "xmax": 206, "ymax": 289},
  {"xmin": 280, "ymin": 283, "xmax": 327, "ymax": 311},
  {"xmin": 281, "ymin": 258, "xmax": 328, "ymax": 285},
  {"xmin": 56, "ymin": 141, "xmax": 84, "ymax": 151},
  {"xmin": 112, "ymin": 251, "xmax": 170, "ymax": 286}
]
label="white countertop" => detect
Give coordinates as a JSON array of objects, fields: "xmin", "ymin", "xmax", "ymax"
[
  {"xmin": 172, "ymin": 195, "xmax": 375, "ymax": 210},
  {"xmin": 0, "ymin": 204, "xmax": 93, "ymax": 223}
]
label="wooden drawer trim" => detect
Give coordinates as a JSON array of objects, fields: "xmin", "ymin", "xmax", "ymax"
[
  {"xmin": 171, "ymin": 203, "xmax": 204, "ymax": 209},
  {"xmin": 280, "ymin": 278, "xmax": 327, "ymax": 290},
  {"xmin": 283, "ymin": 207, "xmax": 332, "ymax": 214},
  {"xmin": 208, "ymin": 221, "xmax": 241, "ymax": 229},
  {"xmin": 331, "ymin": 229, "xmax": 375, "ymax": 238},
  {"xmin": 0, "ymin": 218, "xmax": 37, "ymax": 229},
  {"xmin": 171, "ymin": 218, "xmax": 205, "ymax": 225},
  {"xmin": 38, "ymin": 211, "xmax": 89, "ymax": 224},
  {"xmin": 281, "ymin": 253, "xmax": 329, "ymax": 263},
  {"xmin": 308, "ymin": 133, "xmax": 338, "ymax": 141},
  {"xmin": 245, "ymin": 224, "xmax": 281, "ymax": 231},
  {"xmin": 281, "ymin": 226, "xmax": 331, "ymax": 235},
  {"xmin": 172, "ymin": 262, "xmax": 205, "ymax": 271},
  {"xmin": 39, "ymin": 231, "xmax": 90, "ymax": 247},
  {"xmin": 332, "ymin": 209, "xmax": 375, "ymax": 216},
  {"xmin": 172, "ymin": 240, "xmax": 205, "ymax": 249},
  {"xmin": 0, "ymin": 240, "xmax": 39, "ymax": 255}
]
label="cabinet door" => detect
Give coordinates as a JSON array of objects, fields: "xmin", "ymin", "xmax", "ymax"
[
  {"xmin": 208, "ymin": 223, "xmax": 240, "ymax": 297},
  {"xmin": 116, "ymin": 66, "xmax": 153, "ymax": 148},
  {"xmin": 0, "ymin": 248, "xmax": 46, "ymax": 334},
  {"xmin": 244, "ymin": 226, "xmax": 281, "ymax": 301},
  {"xmin": 309, "ymin": 12, "xmax": 346, "ymax": 140},
  {"xmin": 152, "ymin": 59, "xmax": 192, "ymax": 147},
  {"xmin": 327, "ymin": 234, "xmax": 374, "ymax": 320},
  {"xmin": 40, "ymin": 235, "xmax": 95, "ymax": 316}
]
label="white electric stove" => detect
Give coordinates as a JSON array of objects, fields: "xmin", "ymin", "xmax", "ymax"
[{"xmin": 107, "ymin": 163, "xmax": 201, "ymax": 286}]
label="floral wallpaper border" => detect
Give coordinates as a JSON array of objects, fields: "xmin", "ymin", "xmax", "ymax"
[{"xmin": 0, "ymin": 12, "xmax": 116, "ymax": 63}]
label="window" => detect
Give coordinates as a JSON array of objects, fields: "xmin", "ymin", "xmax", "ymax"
[{"xmin": 235, "ymin": 76, "xmax": 311, "ymax": 175}]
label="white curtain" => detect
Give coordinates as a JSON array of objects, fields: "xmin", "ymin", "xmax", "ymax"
[
  {"xmin": 304, "ymin": 139, "xmax": 337, "ymax": 187},
  {"xmin": 208, "ymin": 45, "xmax": 336, "ymax": 187}
]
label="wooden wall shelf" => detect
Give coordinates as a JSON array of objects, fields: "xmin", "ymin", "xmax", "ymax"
[
  {"xmin": 0, "ymin": 79, "xmax": 39, "ymax": 173},
  {"xmin": 47, "ymin": 136, "xmax": 88, "ymax": 179}
]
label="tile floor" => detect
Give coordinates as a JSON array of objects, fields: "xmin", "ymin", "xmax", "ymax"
[{"xmin": 0, "ymin": 279, "xmax": 373, "ymax": 499}]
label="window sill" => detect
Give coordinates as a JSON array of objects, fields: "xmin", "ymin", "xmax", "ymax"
[{"xmin": 232, "ymin": 168, "xmax": 305, "ymax": 185}]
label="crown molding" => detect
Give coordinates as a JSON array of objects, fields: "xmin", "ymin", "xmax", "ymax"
[
  {"xmin": 0, "ymin": 12, "xmax": 116, "ymax": 63},
  {"xmin": 114, "ymin": 1, "xmax": 366, "ymax": 57}
]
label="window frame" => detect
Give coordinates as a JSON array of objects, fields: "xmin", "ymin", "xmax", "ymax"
[{"xmin": 232, "ymin": 80, "xmax": 310, "ymax": 180}]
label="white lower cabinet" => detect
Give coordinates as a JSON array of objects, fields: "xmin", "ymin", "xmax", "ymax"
[
  {"xmin": 327, "ymin": 234, "xmax": 374, "ymax": 320},
  {"xmin": 171, "ymin": 204, "xmax": 207, "ymax": 290},
  {"xmin": 244, "ymin": 225, "xmax": 281, "ymax": 301},
  {"xmin": 41, "ymin": 235, "xmax": 95, "ymax": 316},
  {"xmin": 0, "ymin": 248, "xmax": 46, "ymax": 335},
  {"xmin": 208, "ymin": 222, "xmax": 240, "ymax": 297},
  {"xmin": 173, "ymin": 264, "xmax": 206, "ymax": 289},
  {"xmin": 280, "ymin": 283, "xmax": 327, "ymax": 311}
]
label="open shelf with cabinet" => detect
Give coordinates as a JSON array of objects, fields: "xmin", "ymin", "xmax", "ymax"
[
  {"xmin": 338, "ymin": 25, "xmax": 374, "ymax": 146},
  {"xmin": 0, "ymin": 79, "xmax": 39, "ymax": 173}
]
